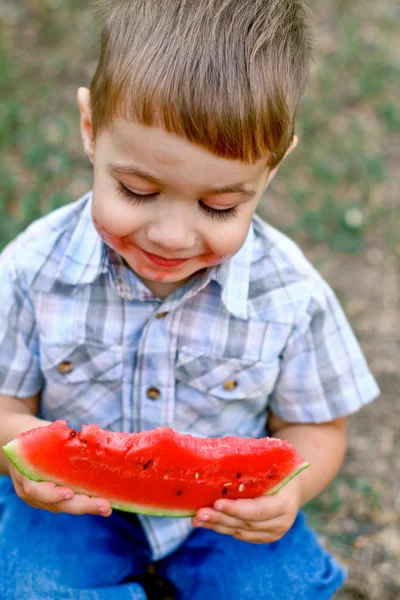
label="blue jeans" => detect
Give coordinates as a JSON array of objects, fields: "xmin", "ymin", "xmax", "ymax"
[{"xmin": 0, "ymin": 475, "xmax": 346, "ymax": 600}]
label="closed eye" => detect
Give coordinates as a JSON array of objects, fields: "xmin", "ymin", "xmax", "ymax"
[
  {"xmin": 198, "ymin": 201, "xmax": 239, "ymax": 221},
  {"xmin": 116, "ymin": 182, "xmax": 158, "ymax": 205}
]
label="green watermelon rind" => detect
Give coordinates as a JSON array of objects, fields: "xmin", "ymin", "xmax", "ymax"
[
  {"xmin": 3, "ymin": 439, "xmax": 309, "ymax": 517},
  {"xmin": 266, "ymin": 460, "xmax": 309, "ymax": 495}
]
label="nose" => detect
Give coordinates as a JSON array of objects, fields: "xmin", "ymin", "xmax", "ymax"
[{"xmin": 146, "ymin": 206, "xmax": 197, "ymax": 252}]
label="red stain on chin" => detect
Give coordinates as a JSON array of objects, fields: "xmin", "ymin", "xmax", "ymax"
[
  {"xmin": 139, "ymin": 266, "xmax": 176, "ymax": 282},
  {"xmin": 92, "ymin": 218, "xmax": 130, "ymax": 252},
  {"xmin": 152, "ymin": 272, "xmax": 170, "ymax": 282}
]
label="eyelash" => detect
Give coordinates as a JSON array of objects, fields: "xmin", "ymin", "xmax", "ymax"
[
  {"xmin": 115, "ymin": 182, "xmax": 239, "ymax": 222},
  {"xmin": 116, "ymin": 182, "xmax": 158, "ymax": 205}
]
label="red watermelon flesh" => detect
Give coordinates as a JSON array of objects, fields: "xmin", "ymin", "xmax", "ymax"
[{"xmin": 3, "ymin": 421, "xmax": 309, "ymax": 517}]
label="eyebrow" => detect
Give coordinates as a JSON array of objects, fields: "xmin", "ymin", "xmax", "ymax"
[{"xmin": 108, "ymin": 163, "xmax": 257, "ymax": 198}]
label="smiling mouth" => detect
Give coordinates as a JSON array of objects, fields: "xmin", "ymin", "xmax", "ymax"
[{"xmin": 140, "ymin": 249, "xmax": 193, "ymax": 267}]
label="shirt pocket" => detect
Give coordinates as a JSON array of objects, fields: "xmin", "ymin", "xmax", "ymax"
[
  {"xmin": 175, "ymin": 347, "xmax": 280, "ymax": 435},
  {"xmin": 39, "ymin": 341, "xmax": 123, "ymax": 431}
]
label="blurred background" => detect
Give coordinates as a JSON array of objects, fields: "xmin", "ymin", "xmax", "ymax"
[{"xmin": 0, "ymin": 1, "xmax": 399, "ymax": 597}]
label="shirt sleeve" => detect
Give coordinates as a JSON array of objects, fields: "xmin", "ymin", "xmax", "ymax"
[
  {"xmin": 0, "ymin": 248, "xmax": 43, "ymax": 397},
  {"xmin": 268, "ymin": 282, "xmax": 380, "ymax": 423}
]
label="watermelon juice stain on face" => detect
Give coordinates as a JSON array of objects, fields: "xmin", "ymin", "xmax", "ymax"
[{"xmin": 92, "ymin": 217, "xmax": 130, "ymax": 253}]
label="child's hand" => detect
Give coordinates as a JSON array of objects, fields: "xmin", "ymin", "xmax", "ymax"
[
  {"xmin": 192, "ymin": 477, "xmax": 302, "ymax": 544},
  {"xmin": 8, "ymin": 463, "xmax": 112, "ymax": 517}
]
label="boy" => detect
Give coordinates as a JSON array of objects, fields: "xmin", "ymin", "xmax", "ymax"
[{"xmin": 0, "ymin": 1, "xmax": 379, "ymax": 599}]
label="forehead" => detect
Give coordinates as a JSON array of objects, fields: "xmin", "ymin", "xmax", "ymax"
[{"xmin": 101, "ymin": 119, "xmax": 269, "ymax": 188}]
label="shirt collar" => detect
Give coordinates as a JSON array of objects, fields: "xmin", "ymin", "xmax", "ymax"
[{"xmin": 57, "ymin": 192, "xmax": 108, "ymax": 286}]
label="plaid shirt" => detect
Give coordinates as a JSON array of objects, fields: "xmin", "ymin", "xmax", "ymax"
[{"xmin": 0, "ymin": 192, "xmax": 379, "ymax": 560}]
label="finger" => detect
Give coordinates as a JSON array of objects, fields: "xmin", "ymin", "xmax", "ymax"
[
  {"xmin": 11, "ymin": 475, "xmax": 37, "ymax": 506},
  {"xmin": 213, "ymin": 496, "xmax": 285, "ymax": 522},
  {"xmin": 11, "ymin": 477, "xmax": 72, "ymax": 512},
  {"xmin": 193, "ymin": 510, "xmax": 242, "ymax": 530},
  {"xmin": 9, "ymin": 472, "xmax": 69, "ymax": 506},
  {"xmin": 8, "ymin": 465, "xmax": 28, "ymax": 491},
  {"xmin": 19, "ymin": 477, "xmax": 112, "ymax": 517},
  {"xmin": 22, "ymin": 478, "xmax": 75, "ymax": 505},
  {"xmin": 229, "ymin": 528, "xmax": 279, "ymax": 543},
  {"xmin": 49, "ymin": 494, "xmax": 112, "ymax": 517},
  {"xmin": 194, "ymin": 510, "xmax": 287, "ymax": 533},
  {"xmin": 194, "ymin": 520, "xmax": 279, "ymax": 544}
]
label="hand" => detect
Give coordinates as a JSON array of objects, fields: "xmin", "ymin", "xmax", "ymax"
[
  {"xmin": 8, "ymin": 462, "xmax": 112, "ymax": 518},
  {"xmin": 191, "ymin": 477, "xmax": 302, "ymax": 544}
]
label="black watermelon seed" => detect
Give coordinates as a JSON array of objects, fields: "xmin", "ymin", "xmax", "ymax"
[
  {"xmin": 177, "ymin": 490, "xmax": 183, "ymax": 496},
  {"xmin": 236, "ymin": 473, "xmax": 241, "ymax": 478},
  {"xmin": 143, "ymin": 460, "xmax": 152, "ymax": 470},
  {"xmin": 222, "ymin": 488, "xmax": 228, "ymax": 495},
  {"xmin": 82, "ymin": 439, "xmax": 87, "ymax": 444},
  {"xmin": 69, "ymin": 430, "xmax": 76, "ymax": 438}
]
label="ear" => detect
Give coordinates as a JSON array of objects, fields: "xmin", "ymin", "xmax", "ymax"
[
  {"xmin": 77, "ymin": 87, "xmax": 94, "ymax": 163},
  {"xmin": 266, "ymin": 135, "xmax": 299, "ymax": 186}
]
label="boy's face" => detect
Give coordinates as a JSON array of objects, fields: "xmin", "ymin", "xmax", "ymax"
[{"xmin": 79, "ymin": 88, "xmax": 291, "ymax": 297}]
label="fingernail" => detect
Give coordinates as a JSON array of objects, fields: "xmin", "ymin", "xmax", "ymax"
[
  {"xmin": 201, "ymin": 513, "xmax": 210, "ymax": 521},
  {"xmin": 99, "ymin": 505, "xmax": 108, "ymax": 514},
  {"xmin": 215, "ymin": 502, "xmax": 223, "ymax": 511},
  {"xmin": 64, "ymin": 493, "xmax": 73, "ymax": 501}
]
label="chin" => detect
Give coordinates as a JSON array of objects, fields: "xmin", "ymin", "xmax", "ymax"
[{"xmin": 131, "ymin": 263, "xmax": 191, "ymax": 283}]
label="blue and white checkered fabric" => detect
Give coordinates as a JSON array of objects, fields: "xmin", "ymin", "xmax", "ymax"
[{"xmin": 0, "ymin": 192, "xmax": 379, "ymax": 559}]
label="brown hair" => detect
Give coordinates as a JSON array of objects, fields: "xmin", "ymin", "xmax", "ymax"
[{"xmin": 90, "ymin": 0, "xmax": 312, "ymax": 166}]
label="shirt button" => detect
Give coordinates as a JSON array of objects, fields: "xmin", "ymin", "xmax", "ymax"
[
  {"xmin": 57, "ymin": 361, "xmax": 74, "ymax": 375},
  {"xmin": 146, "ymin": 387, "xmax": 161, "ymax": 400},
  {"xmin": 223, "ymin": 379, "xmax": 238, "ymax": 392},
  {"xmin": 156, "ymin": 312, "xmax": 168, "ymax": 319}
]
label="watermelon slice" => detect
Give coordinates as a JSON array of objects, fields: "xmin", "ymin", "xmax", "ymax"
[{"xmin": 3, "ymin": 421, "xmax": 309, "ymax": 517}]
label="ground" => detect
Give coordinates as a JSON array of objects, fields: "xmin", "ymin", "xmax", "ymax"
[{"xmin": 0, "ymin": 1, "xmax": 399, "ymax": 598}]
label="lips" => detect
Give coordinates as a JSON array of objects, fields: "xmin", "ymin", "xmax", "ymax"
[{"xmin": 140, "ymin": 249, "xmax": 192, "ymax": 267}]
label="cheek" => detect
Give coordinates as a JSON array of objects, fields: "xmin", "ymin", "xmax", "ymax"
[
  {"xmin": 205, "ymin": 223, "xmax": 251, "ymax": 260},
  {"xmin": 203, "ymin": 254, "xmax": 233, "ymax": 266},
  {"xmin": 91, "ymin": 188, "xmax": 140, "ymax": 252},
  {"xmin": 92, "ymin": 216, "xmax": 130, "ymax": 253}
]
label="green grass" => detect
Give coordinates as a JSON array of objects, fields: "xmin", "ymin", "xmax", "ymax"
[
  {"xmin": 0, "ymin": 1, "xmax": 96, "ymax": 250},
  {"xmin": 0, "ymin": 1, "xmax": 399, "ymax": 253},
  {"xmin": 0, "ymin": 34, "xmax": 76, "ymax": 246},
  {"xmin": 303, "ymin": 473, "xmax": 384, "ymax": 558},
  {"xmin": 274, "ymin": 10, "xmax": 400, "ymax": 254},
  {"xmin": 304, "ymin": 474, "xmax": 383, "ymax": 521}
]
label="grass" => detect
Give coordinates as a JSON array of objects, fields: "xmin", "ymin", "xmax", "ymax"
[
  {"xmin": 0, "ymin": 33, "xmax": 76, "ymax": 245},
  {"xmin": 303, "ymin": 472, "xmax": 384, "ymax": 559},
  {"xmin": 271, "ymin": 9, "xmax": 400, "ymax": 255},
  {"xmin": 0, "ymin": 1, "xmax": 96, "ymax": 250},
  {"xmin": 304, "ymin": 473, "xmax": 383, "ymax": 522}
]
